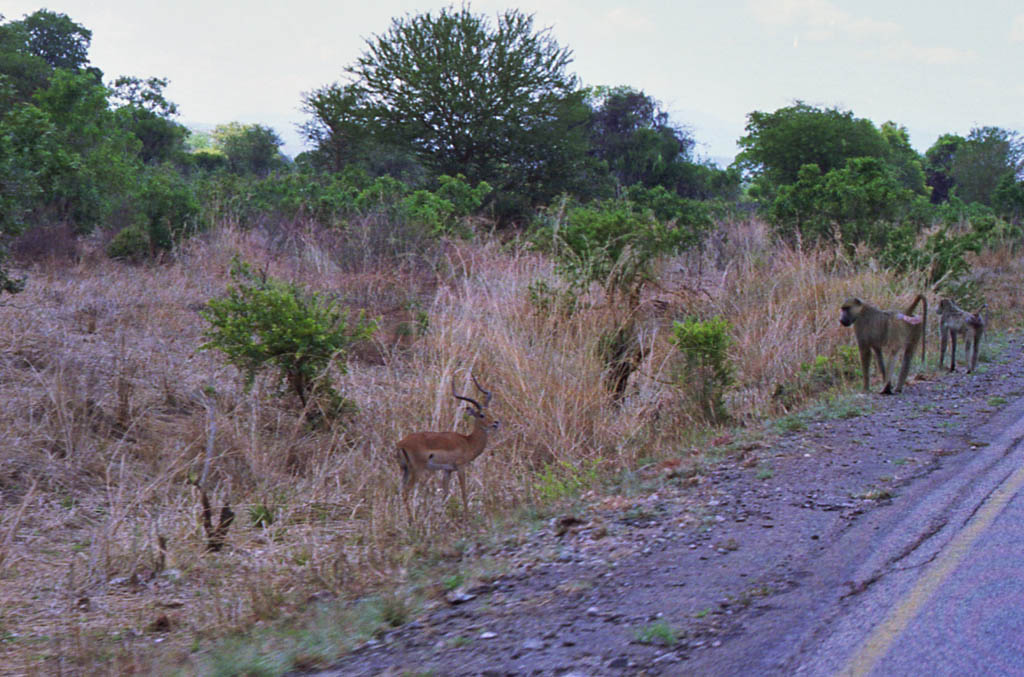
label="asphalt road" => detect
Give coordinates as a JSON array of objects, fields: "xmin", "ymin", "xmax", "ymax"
[{"xmin": 788, "ymin": 395, "xmax": 1024, "ymax": 676}]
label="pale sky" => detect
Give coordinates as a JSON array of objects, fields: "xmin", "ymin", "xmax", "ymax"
[{"xmin": 4, "ymin": 1, "xmax": 1023, "ymax": 165}]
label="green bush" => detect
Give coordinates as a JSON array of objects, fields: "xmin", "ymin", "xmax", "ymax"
[
  {"xmin": 533, "ymin": 198, "xmax": 710, "ymax": 299},
  {"xmin": 106, "ymin": 223, "xmax": 151, "ymax": 262},
  {"xmin": 671, "ymin": 316, "xmax": 733, "ymax": 424},
  {"xmin": 200, "ymin": 258, "xmax": 377, "ymax": 416},
  {"xmin": 770, "ymin": 158, "xmax": 927, "ymax": 249}
]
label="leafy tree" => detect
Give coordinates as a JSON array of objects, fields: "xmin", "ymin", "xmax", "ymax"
[
  {"xmin": 880, "ymin": 122, "xmax": 927, "ymax": 195},
  {"xmin": 735, "ymin": 102, "xmax": 888, "ymax": 199},
  {"xmin": 211, "ymin": 122, "xmax": 286, "ymax": 176},
  {"xmin": 306, "ymin": 7, "xmax": 585, "ymax": 210},
  {"xmin": 0, "ymin": 17, "xmax": 50, "ymax": 104},
  {"xmin": 993, "ymin": 173, "xmax": 1024, "ymax": 220},
  {"xmin": 950, "ymin": 126, "xmax": 1023, "ymax": 206},
  {"xmin": 586, "ymin": 86, "xmax": 694, "ymax": 189},
  {"xmin": 110, "ymin": 76, "xmax": 188, "ymax": 165},
  {"xmin": 924, "ymin": 133, "xmax": 963, "ymax": 204},
  {"xmin": 770, "ymin": 157, "xmax": 922, "ymax": 247},
  {"xmin": 19, "ymin": 9, "xmax": 92, "ymax": 71},
  {"xmin": 201, "ymin": 258, "xmax": 377, "ymax": 414},
  {"xmin": 31, "ymin": 68, "xmax": 141, "ymax": 228}
]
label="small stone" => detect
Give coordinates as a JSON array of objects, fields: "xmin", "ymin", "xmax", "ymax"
[
  {"xmin": 522, "ymin": 638, "xmax": 545, "ymax": 650},
  {"xmin": 445, "ymin": 588, "xmax": 476, "ymax": 605},
  {"xmin": 479, "ymin": 631, "xmax": 497, "ymax": 639}
]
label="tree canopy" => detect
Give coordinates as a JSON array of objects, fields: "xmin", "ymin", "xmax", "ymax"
[{"xmin": 735, "ymin": 102, "xmax": 889, "ymax": 198}]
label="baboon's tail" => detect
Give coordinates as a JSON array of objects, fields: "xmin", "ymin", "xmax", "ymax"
[{"xmin": 906, "ymin": 293, "xmax": 927, "ymax": 365}]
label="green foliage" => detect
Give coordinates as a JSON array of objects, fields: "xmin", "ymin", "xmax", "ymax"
[
  {"xmin": 105, "ymin": 224, "xmax": 150, "ymax": 262},
  {"xmin": 736, "ymin": 102, "xmax": 889, "ymax": 200},
  {"xmin": 880, "ymin": 121, "xmax": 928, "ymax": 195},
  {"xmin": 533, "ymin": 459, "xmax": 601, "ymax": 503},
  {"xmin": 29, "ymin": 69, "xmax": 142, "ymax": 230},
  {"xmin": 924, "ymin": 133, "xmax": 962, "ymax": 204},
  {"xmin": 993, "ymin": 173, "xmax": 1024, "ymax": 220},
  {"xmin": 950, "ymin": 126, "xmax": 1023, "ymax": 206},
  {"xmin": 878, "ymin": 224, "xmax": 980, "ymax": 292},
  {"xmin": 534, "ymin": 198, "xmax": 711, "ymax": 298},
  {"xmin": 634, "ymin": 621, "xmax": 678, "ymax": 646},
  {"xmin": 18, "ymin": 9, "xmax": 92, "ymax": 71},
  {"xmin": 671, "ymin": 316, "xmax": 733, "ymax": 424},
  {"xmin": 211, "ymin": 121, "xmax": 287, "ymax": 176},
  {"xmin": 770, "ymin": 157, "xmax": 926, "ymax": 248},
  {"xmin": 305, "ymin": 6, "xmax": 585, "ymax": 209},
  {"xmin": 200, "ymin": 258, "xmax": 377, "ymax": 415},
  {"xmin": 435, "ymin": 174, "xmax": 492, "ymax": 218},
  {"xmin": 399, "ymin": 175, "xmax": 490, "ymax": 236},
  {"xmin": 109, "ymin": 76, "xmax": 187, "ymax": 165},
  {"xmin": 772, "ymin": 345, "xmax": 860, "ymax": 409}
]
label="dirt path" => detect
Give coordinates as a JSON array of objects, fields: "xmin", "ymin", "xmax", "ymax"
[{"xmin": 309, "ymin": 333, "xmax": 1024, "ymax": 677}]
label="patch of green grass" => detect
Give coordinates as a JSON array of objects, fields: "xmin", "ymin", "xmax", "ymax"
[
  {"xmin": 201, "ymin": 632, "xmax": 291, "ymax": 677},
  {"xmin": 634, "ymin": 621, "xmax": 678, "ymax": 646},
  {"xmin": 774, "ymin": 394, "xmax": 872, "ymax": 433},
  {"xmin": 441, "ymin": 573, "xmax": 465, "ymax": 591},
  {"xmin": 988, "ymin": 396, "xmax": 1008, "ymax": 407},
  {"xmin": 755, "ymin": 463, "xmax": 773, "ymax": 481}
]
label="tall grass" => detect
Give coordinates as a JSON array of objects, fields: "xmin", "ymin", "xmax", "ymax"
[{"xmin": 0, "ymin": 216, "xmax": 1017, "ymax": 673}]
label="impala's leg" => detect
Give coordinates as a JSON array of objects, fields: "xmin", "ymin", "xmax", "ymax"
[
  {"xmin": 399, "ymin": 449, "xmax": 415, "ymax": 521},
  {"xmin": 456, "ymin": 467, "xmax": 470, "ymax": 521}
]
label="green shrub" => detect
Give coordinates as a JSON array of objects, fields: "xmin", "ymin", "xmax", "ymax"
[
  {"xmin": 200, "ymin": 257, "xmax": 377, "ymax": 416},
  {"xmin": 671, "ymin": 316, "xmax": 734, "ymax": 424},
  {"xmin": 532, "ymin": 198, "xmax": 710, "ymax": 300},
  {"xmin": 106, "ymin": 223, "xmax": 151, "ymax": 262}
]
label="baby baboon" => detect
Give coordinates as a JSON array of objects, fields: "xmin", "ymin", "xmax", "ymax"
[
  {"xmin": 938, "ymin": 298, "xmax": 985, "ymax": 373},
  {"xmin": 839, "ymin": 295, "xmax": 927, "ymax": 394}
]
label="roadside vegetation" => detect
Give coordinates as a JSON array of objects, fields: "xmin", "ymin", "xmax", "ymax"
[{"xmin": 1, "ymin": 6, "xmax": 1024, "ymax": 675}]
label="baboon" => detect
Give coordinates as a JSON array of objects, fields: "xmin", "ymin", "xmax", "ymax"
[
  {"xmin": 938, "ymin": 298, "xmax": 985, "ymax": 373},
  {"xmin": 839, "ymin": 295, "xmax": 927, "ymax": 394}
]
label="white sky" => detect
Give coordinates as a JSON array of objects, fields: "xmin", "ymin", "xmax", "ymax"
[{"xmin": 4, "ymin": 1, "xmax": 1023, "ymax": 165}]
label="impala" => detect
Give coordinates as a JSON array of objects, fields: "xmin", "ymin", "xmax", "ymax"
[{"xmin": 396, "ymin": 373, "xmax": 500, "ymax": 521}]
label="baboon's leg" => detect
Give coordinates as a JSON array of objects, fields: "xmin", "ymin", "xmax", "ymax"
[
  {"xmin": 859, "ymin": 345, "xmax": 872, "ymax": 392},
  {"xmin": 873, "ymin": 347, "xmax": 887, "ymax": 390},
  {"xmin": 969, "ymin": 326, "xmax": 983, "ymax": 373},
  {"xmin": 879, "ymin": 347, "xmax": 895, "ymax": 394},
  {"xmin": 895, "ymin": 348, "xmax": 915, "ymax": 393},
  {"xmin": 946, "ymin": 329, "xmax": 954, "ymax": 372},
  {"xmin": 940, "ymin": 328, "xmax": 949, "ymax": 369}
]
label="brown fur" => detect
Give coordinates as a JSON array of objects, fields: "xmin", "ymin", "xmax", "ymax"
[
  {"xmin": 938, "ymin": 298, "xmax": 985, "ymax": 373},
  {"xmin": 396, "ymin": 374, "xmax": 500, "ymax": 521},
  {"xmin": 839, "ymin": 295, "xmax": 927, "ymax": 394}
]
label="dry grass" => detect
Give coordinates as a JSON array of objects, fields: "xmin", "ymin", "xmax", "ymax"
[{"xmin": 0, "ymin": 217, "xmax": 1020, "ymax": 674}]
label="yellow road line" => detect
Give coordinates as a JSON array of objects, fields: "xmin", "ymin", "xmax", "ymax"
[{"xmin": 842, "ymin": 459, "xmax": 1024, "ymax": 676}]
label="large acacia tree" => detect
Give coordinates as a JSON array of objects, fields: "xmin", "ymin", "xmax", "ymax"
[{"xmin": 303, "ymin": 7, "xmax": 588, "ymax": 207}]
